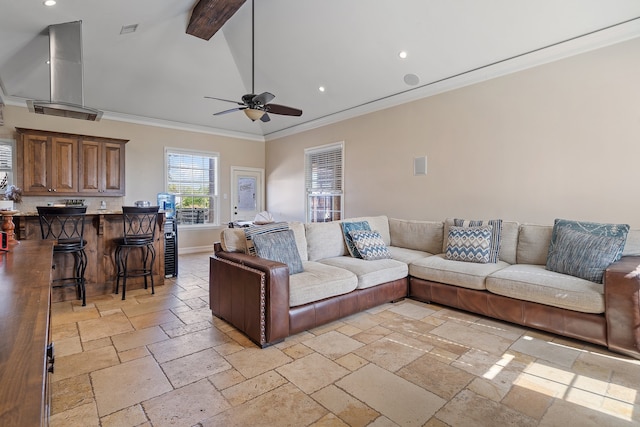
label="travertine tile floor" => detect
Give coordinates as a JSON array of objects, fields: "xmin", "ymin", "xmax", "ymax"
[{"xmin": 50, "ymin": 253, "xmax": 640, "ymax": 427}]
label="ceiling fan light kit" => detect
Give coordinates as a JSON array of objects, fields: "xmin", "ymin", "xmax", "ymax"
[{"xmin": 204, "ymin": 0, "xmax": 302, "ymax": 123}]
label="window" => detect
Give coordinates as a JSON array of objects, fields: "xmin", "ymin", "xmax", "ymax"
[
  {"xmin": 305, "ymin": 142, "xmax": 344, "ymax": 222},
  {"xmin": 165, "ymin": 148, "xmax": 219, "ymax": 226},
  {"xmin": 0, "ymin": 139, "xmax": 14, "ymax": 191}
]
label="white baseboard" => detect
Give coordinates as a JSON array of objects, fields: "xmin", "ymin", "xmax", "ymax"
[{"xmin": 178, "ymin": 245, "xmax": 214, "ymax": 255}]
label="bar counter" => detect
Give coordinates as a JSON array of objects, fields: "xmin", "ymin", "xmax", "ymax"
[
  {"xmin": 0, "ymin": 240, "xmax": 54, "ymax": 426},
  {"xmin": 14, "ymin": 211, "xmax": 165, "ymax": 303}
]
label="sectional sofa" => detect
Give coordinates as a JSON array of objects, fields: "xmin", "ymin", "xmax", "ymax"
[{"xmin": 209, "ymin": 216, "xmax": 640, "ymax": 359}]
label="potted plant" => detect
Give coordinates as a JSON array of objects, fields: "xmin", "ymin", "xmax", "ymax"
[{"xmin": 0, "ymin": 180, "xmax": 22, "ymax": 211}]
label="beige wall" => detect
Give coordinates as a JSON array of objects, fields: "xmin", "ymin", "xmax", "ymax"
[
  {"xmin": 0, "ymin": 106, "xmax": 263, "ymax": 250},
  {"xmin": 266, "ymin": 38, "xmax": 640, "ymax": 228}
]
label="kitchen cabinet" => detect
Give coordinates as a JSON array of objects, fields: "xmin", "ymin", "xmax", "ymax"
[
  {"xmin": 18, "ymin": 130, "xmax": 78, "ymax": 195},
  {"xmin": 79, "ymin": 138, "xmax": 126, "ymax": 195},
  {"xmin": 16, "ymin": 128, "xmax": 127, "ymax": 197}
]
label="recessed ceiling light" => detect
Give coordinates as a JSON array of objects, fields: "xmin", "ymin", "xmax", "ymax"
[
  {"xmin": 318, "ymin": 86, "xmax": 326, "ymax": 92},
  {"xmin": 399, "ymin": 51, "xmax": 408, "ymax": 59},
  {"xmin": 43, "ymin": 0, "xmax": 56, "ymax": 6}
]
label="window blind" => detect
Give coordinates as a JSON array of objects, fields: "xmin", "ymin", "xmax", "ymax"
[{"xmin": 305, "ymin": 143, "xmax": 343, "ymax": 194}]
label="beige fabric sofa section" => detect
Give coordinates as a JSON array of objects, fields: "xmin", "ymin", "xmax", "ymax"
[
  {"xmin": 289, "ymin": 261, "xmax": 358, "ymax": 307},
  {"xmin": 486, "ymin": 264, "xmax": 605, "ymax": 313},
  {"xmin": 410, "ymin": 254, "xmax": 510, "ymax": 291},
  {"xmin": 320, "ymin": 257, "xmax": 408, "ymax": 289},
  {"xmin": 389, "ymin": 218, "xmax": 443, "ymax": 254}
]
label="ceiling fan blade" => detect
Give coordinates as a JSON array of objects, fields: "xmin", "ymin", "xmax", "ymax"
[
  {"xmin": 205, "ymin": 96, "xmax": 244, "ymax": 106},
  {"xmin": 260, "ymin": 112, "xmax": 270, "ymax": 122},
  {"xmin": 213, "ymin": 107, "xmax": 246, "ymax": 116},
  {"xmin": 252, "ymin": 92, "xmax": 275, "ymax": 105},
  {"xmin": 265, "ymin": 103, "xmax": 303, "ymax": 116}
]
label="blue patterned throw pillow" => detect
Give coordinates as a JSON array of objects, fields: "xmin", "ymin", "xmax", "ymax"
[
  {"xmin": 546, "ymin": 227, "xmax": 626, "ymax": 283},
  {"xmin": 446, "ymin": 225, "xmax": 493, "ymax": 264},
  {"xmin": 348, "ymin": 229, "xmax": 392, "ymax": 260},
  {"xmin": 454, "ymin": 218, "xmax": 502, "ymax": 263},
  {"xmin": 243, "ymin": 222, "xmax": 289, "ymax": 255},
  {"xmin": 341, "ymin": 221, "xmax": 371, "ymax": 258},
  {"xmin": 547, "ymin": 218, "xmax": 629, "ymax": 265},
  {"xmin": 252, "ymin": 229, "xmax": 304, "ymax": 275}
]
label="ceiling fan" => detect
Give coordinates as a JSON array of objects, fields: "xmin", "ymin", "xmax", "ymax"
[{"xmin": 204, "ymin": 0, "xmax": 302, "ymax": 123}]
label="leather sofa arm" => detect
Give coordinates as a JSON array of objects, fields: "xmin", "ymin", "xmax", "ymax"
[
  {"xmin": 604, "ymin": 256, "xmax": 640, "ymax": 358},
  {"xmin": 211, "ymin": 250, "xmax": 290, "ymax": 347}
]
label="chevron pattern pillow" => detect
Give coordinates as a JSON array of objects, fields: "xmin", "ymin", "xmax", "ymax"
[
  {"xmin": 341, "ymin": 220, "xmax": 371, "ymax": 258},
  {"xmin": 446, "ymin": 225, "xmax": 493, "ymax": 263},
  {"xmin": 454, "ymin": 218, "xmax": 503, "ymax": 263},
  {"xmin": 348, "ymin": 230, "xmax": 392, "ymax": 260}
]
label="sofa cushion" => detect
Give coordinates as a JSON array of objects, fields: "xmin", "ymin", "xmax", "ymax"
[
  {"xmin": 387, "ymin": 246, "xmax": 433, "ymax": 264},
  {"xmin": 289, "ymin": 261, "xmax": 358, "ymax": 307},
  {"xmin": 288, "ymin": 221, "xmax": 309, "ymax": 261},
  {"xmin": 320, "ymin": 256, "xmax": 408, "ymax": 290},
  {"xmin": 409, "ymin": 254, "xmax": 509, "ymax": 291},
  {"xmin": 516, "ymin": 224, "xmax": 553, "ymax": 265},
  {"xmin": 546, "ymin": 227, "xmax": 627, "ymax": 283},
  {"xmin": 244, "ymin": 222, "xmax": 289, "ymax": 255},
  {"xmin": 389, "ymin": 218, "xmax": 443, "ymax": 254},
  {"xmin": 252, "ymin": 229, "xmax": 304, "ymax": 275},
  {"xmin": 443, "ymin": 218, "xmax": 519, "ymax": 264},
  {"xmin": 622, "ymin": 229, "xmax": 640, "ymax": 256},
  {"xmin": 349, "ymin": 230, "xmax": 392, "ymax": 260},
  {"xmin": 220, "ymin": 228, "xmax": 247, "ymax": 253},
  {"xmin": 486, "ymin": 264, "xmax": 605, "ymax": 314},
  {"xmin": 341, "ymin": 220, "xmax": 371, "ymax": 258},
  {"xmin": 445, "ymin": 225, "xmax": 493, "ymax": 264},
  {"xmin": 305, "ymin": 221, "xmax": 347, "ymax": 261},
  {"xmin": 547, "ymin": 218, "xmax": 630, "ymax": 264}
]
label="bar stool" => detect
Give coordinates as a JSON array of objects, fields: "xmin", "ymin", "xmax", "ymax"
[
  {"xmin": 37, "ymin": 206, "xmax": 88, "ymax": 306},
  {"xmin": 115, "ymin": 206, "xmax": 159, "ymax": 300}
]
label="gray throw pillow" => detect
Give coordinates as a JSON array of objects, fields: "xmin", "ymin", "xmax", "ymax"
[
  {"xmin": 545, "ymin": 227, "xmax": 627, "ymax": 283},
  {"xmin": 252, "ymin": 229, "xmax": 304, "ymax": 275}
]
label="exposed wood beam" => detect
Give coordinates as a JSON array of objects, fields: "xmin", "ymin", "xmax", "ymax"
[{"xmin": 186, "ymin": 0, "xmax": 246, "ymax": 40}]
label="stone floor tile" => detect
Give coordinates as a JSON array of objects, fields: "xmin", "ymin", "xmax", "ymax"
[
  {"xmin": 430, "ymin": 320, "xmax": 513, "ymax": 356},
  {"xmin": 81, "ymin": 337, "xmax": 113, "ymax": 352},
  {"xmin": 282, "ymin": 342, "xmax": 315, "ymax": 359},
  {"xmin": 335, "ymin": 353, "xmax": 369, "ymax": 371},
  {"xmin": 54, "ymin": 335, "xmax": 83, "ymax": 357},
  {"xmin": 510, "ymin": 335, "xmax": 581, "ymax": 367},
  {"xmin": 309, "ymin": 413, "xmax": 351, "ymax": 427},
  {"xmin": 50, "ymin": 402, "xmax": 99, "ymax": 427},
  {"xmin": 142, "ymin": 378, "xmax": 230, "ymax": 426},
  {"xmin": 147, "ymin": 326, "xmax": 228, "ymax": 363},
  {"xmin": 77, "ymin": 311, "xmax": 134, "ymax": 343},
  {"xmin": 387, "ymin": 300, "xmax": 437, "ymax": 319},
  {"xmin": 53, "ymin": 345, "xmax": 120, "ymax": 381},
  {"xmin": 502, "ymin": 384, "xmax": 555, "ymax": 420},
  {"xmin": 118, "ymin": 346, "xmax": 150, "ymax": 363},
  {"xmin": 397, "ymin": 354, "xmax": 474, "ymax": 400},
  {"xmin": 539, "ymin": 398, "xmax": 635, "ymax": 427},
  {"xmin": 336, "ymin": 363, "xmax": 446, "ymax": 426},
  {"xmin": 304, "ymin": 330, "xmax": 365, "ymax": 359},
  {"xmin": 111, "ymin": 325, "xmax": 168, "ymax": 352},
  {"xmin": 436, "ymin": 389, "xmax": 537, "ymax": 427},
  {"xmin": 161, "ymin": 347, "xmax": 231, "ymax": 388},
  {"xmin": 221, "ymin": 370, "xmax": 288, "ymax": 406},
  {"xmin": 352, "ymin": 325, "xmax": 393, "ymax": 344},
  {"xmin": 100, "ymin": 404, "xmax": 148, "ymax": 427},
  {"xmin": 354, "ymin": 333, "xmax": 430, "ymax": 372},
  {"xmin": 91, "ymin": 356, "xmax": 172, "ymax": 417},
  {"xmin": 226, "ymin": 346, "xmax": 292, "ymax": 379},
  {"xmin": 51, "ymin": 374, "xmax": 93, "ymax": 414},
  {"xmin": 127, "ymin": 309, "xmax": 180, "ymax": 330},
  {"xmin": 200, "ymin": 383, "xmax": 327, "ymax": 427},
  {"xmin": 209, "ymin": 368, "xmax": 246, "ymax": 391},
  {"xmin": 312, "ymin": 384, "xmax": 379, "ymax": 427},
  {"xmin": 276, "ymin": 352, "xmax": 349, "ymax": 394},
  {"xmin": 51, "ymin": 321, "xmax": 79, "ymax": 341}
]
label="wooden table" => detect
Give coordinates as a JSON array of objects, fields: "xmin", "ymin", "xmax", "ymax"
[{"xmin": 0, "ymin": 240, "xmax": 54, "ymax": 426}]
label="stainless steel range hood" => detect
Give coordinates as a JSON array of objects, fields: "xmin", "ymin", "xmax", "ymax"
[{"xmin": 27, "ymin": 21, "xmax": 103, "ymax": 121}]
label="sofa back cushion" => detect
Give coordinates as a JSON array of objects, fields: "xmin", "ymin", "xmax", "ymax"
[
  {"xmin": 623, "ymin": 229, "xmax": 640, "ymax": 256},
  {"xmin": 389, "ymin": 218, "xmax": 443, "ymax": 254},
  {"xmin": 288, "ymin": 221, "xmax": 309, "ymax": 261},
  {"xmin": 305, "ymin": 221, "xmax": 347, "ymax": 261},
  {"xmin": 220, "ymin": 228, "xmax": 247, "ymax": 253},
  {"xmin": 517, "ymin": 224, "xmax": 553, "ymax": 265},
  {"xmin": 442, "ymin": 218, "xmax": 519, "ymax": 264}
]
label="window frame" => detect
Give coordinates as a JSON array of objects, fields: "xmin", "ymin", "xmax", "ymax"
[
  {"xmin": 304, "ymin": 141, "xmax": 344, "ymax": 223},
  {"xmin": 164, "ymin": 147, "xmax": 220, "ymax": 229},
  {"xmin": 0, "ymin": 138, "xmax": 16, "ymax": 190}
]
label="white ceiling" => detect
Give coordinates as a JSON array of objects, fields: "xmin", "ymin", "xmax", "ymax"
[{"xmin": 1, "ymin": 0, "xmax": 639, "ymax": 141}]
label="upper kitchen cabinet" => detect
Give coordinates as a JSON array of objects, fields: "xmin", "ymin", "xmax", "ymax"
[
  {"xmin": 16, "ymin": 128, "xmax": 127, "ymax": 197},
  {"xmin": 79, "ymin": 138, "xmax": 126, "ymax": 196}
]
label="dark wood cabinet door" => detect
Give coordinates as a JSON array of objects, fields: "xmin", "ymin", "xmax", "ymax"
[
  {"xmin": 22, "ymin": 133, "xmax": 50, "ymax": 193},
  {"xmin": 50, "ymin": 136, "xmax": 79, "ymax": 194}
]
